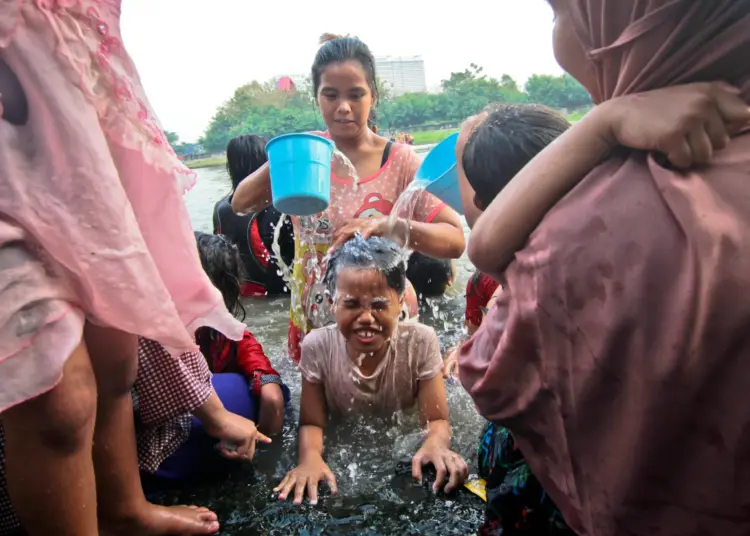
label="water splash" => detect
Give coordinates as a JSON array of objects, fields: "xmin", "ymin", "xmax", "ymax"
[
  {"xmin": 333, "ymin": 149, "xmax": 360, "ymax": 191},
  {"xmin": 384, "ymin": 179, "xmax": 430, "ymax": 250}
]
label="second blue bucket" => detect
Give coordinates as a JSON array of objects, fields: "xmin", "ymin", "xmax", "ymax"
[
  {"xmin": 419, "ymin": 132, "xmax": 463, "ymax": 215},
  {"xmin": 266, "ymin": 133, "xmax": 335, "ymax": 216}
]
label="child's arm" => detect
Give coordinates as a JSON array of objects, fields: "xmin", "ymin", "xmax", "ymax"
[
  {"xmin": 231, "ymin": 162, "xmax": 272, "ymax": 214},
  {"xmin": 274, "ymin": 379, "xmax": 337, "ymax": 505},
  {"xmin": 413, "ymin": 375, "xmax": 469, "ymax": 493},
  {"xmin": 468, "ymin": 82, "xmax": 750, "ymax": 282},
  {"xmin": 194, "ymin": 389, "xmax": 272, "ymax": 460}
]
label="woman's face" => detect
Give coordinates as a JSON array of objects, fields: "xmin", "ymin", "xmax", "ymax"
[
  {"xmin": 333, "ymin": 267, "xmax": 402, "ymax": 358},
  {"xmin": 317, "ymin": 61, "xmax": 374, "ymax": 141},
  {"xmin": 550, "ymin": 0, "xmax": 598, "ymax": 97}
]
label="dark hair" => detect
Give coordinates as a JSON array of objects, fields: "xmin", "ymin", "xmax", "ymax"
[
  {"xmin": 463, "ymin": 103, "xmax": 571, "ymax": 208},
  {"xmin": 226, "ymin": 134, "xmax": 268, "ymax": 191},
  {"xmin": 407, "ymin": 252, "xmax": 453, "ymax": 298},
  {"xmin": 323, "ymin": 234, "xmax": 406, "ymax": 297},
  {"xmin": 194, "ymin": 231, "xmax": 246, "ymax": 321},
  {"xmin": 312, "ymin": 33, "xmax": 380, "ymax": 127}
]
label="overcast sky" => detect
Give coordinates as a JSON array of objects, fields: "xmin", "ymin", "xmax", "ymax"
[{"xmin": 121, "ymin": 1, "xmax": 562, "ymax": 142}]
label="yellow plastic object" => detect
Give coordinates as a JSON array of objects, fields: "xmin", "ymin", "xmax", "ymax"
[{"xmin": 463, "ymin": 478, "xmax": 487, "ymax": 502}]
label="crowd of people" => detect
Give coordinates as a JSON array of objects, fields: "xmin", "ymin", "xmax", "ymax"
[{"xmin": 1, "ymin": 1, "xmax": 749, "ymax": 535}]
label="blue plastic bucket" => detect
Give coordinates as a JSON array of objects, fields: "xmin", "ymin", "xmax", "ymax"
[
  {"xmin": 266, "ymin": 133, "xmax": 335, "ymax": 216},
  {"xmin": 419, "ymin": 132, "xmax": 463, "ymax": 215}
]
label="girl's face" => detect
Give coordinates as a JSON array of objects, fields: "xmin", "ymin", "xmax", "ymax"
[
  {"xmin": 333, "ymin": 267, "xmax": 403, "ymax": 357},
  {"xmin": 317, "ymin": 61, "xmax": 374, "ymax": 141},
  {"xmin": 550, "ymin": 0, "xmax": 598, "ymax": 97}
]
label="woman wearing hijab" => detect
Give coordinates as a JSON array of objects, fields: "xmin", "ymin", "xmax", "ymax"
[{"xmin": 460, "ymin": 1, "xmax": 750, "ymax": 535}]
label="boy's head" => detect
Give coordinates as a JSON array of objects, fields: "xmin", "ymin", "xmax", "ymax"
[
  {"xmin": 406, "ymin": 252, "xmax": 455, "ymax": 298},
  {"xmin": 226, "ymin": 134, "xmax": 268, "ymax": 191},
  {"xmin": 324, "ymin": 235, "xmax": 406, "ymax": 355},
  {"xmin": 457, "ymin": 103, "xmax": 571, "ymax": 228},
  {"xmin": 195, "ymin": 231, "xmax": 246, "ymax": 319}
]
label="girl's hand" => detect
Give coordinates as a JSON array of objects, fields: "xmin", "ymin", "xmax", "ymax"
[
  {"xmin": 203, "ymin": 409, "xmax": 272, "ymax": 461},
  {"xmin": 331, "ymin": 217, "xmax": 402, "ymax": 251},
  {"xmin": 274, "ymin": 456, "xmax": 338, "ymax": 505},
  {"xmin": 596, "ymin": 82, "xmax": 750, "ymax": 169},
  {"xmin": 412, "ymin": 439, "xmax": 469, "ymax": 493}
]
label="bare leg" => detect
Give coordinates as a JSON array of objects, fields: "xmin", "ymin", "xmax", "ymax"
[
  {"xmin": 84, "ymin": 325, "xmax": 220, "ymax": 536},
  {"xmin": 2, "ymin": 341, "xmax": 98, "ymax": 536}
]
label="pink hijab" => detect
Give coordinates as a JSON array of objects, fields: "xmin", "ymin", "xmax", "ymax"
[{"xmin": 460, "ymin": 2, "xmax": 750, "ymax": 535}]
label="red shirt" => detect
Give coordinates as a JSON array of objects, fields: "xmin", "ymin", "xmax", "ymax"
[
  {"xmin": 195, "ymin": 329, "xmax": 279, "ymax": 394},
  {"xmin": 465, "ymin": 273, "xmax": 500, "ymax": 327}
]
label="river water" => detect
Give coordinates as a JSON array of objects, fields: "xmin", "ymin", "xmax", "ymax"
[{"xmin": 165, "ymin": 165, "xmax": 485, "ymax": 535}]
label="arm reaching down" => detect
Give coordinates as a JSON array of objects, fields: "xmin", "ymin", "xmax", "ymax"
[
  {"xmin": 274, "ymin": 379, "xmax": 337, "ymax": 505},
  {"xmin": 413, "ymin": 374, "xmax": 469, "ymax": 493}
]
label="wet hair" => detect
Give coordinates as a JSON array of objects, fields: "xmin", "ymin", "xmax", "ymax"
[
  {"xmin": 194, "ymin": 231, "xmax": 246, "ymax": 321},
  {"xmin": 463, "ymin": 103, "xmax": 571, "ymax": 208},
  {"xmin": 407, "ymin": 252, "xmax": 453, "ymax": 298},
  {"xmin": 226, "ymin": 134, "xmax": 268, "ymax": 191},
  {"xmin": 323, "ymin": 235, "xmax": 406, "ymax": 298},
  {"xmin": 312, "ymin": 33, "xmax": 380, "ymax": 127}
]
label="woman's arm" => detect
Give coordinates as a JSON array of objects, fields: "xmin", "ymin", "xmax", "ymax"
[
  {"xmin": 468, "ymin": 82, "xmax": 750, "ymax": 281},
  {"xmin": 331, "ymin": 205, "xmax": 465, "ymax": 259},
  {"xmin": 400, "ymin": 205, "xmax": 465, "ymax": 259},
  {"xmin": 231, "ymin": 162, "xmax": 273, "ymax": 214}
]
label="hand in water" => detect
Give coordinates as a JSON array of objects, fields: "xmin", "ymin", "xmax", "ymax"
[
  {"xmin": 203, "ymin": 410, "xmax": 272, "ymax": 461},
  {"xmin": 412, "ymin": 439, "xmax": 468, "ymax": 493},
  {"xmin": 331, "ymin": 217, "xmax": 405, "ymax": 251},
  {"xmin": 274, "ymin": 456, "xmax": 338, "ymax": 505},
  {"xmin": 442, "ymin": 348, "xmax": 460, "ymax": 380},
  {"xmin": 597, "ymin": 82, "xmax": 750, "ymax": 169}
]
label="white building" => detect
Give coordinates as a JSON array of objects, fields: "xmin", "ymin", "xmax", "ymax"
[{"xmin": 375, "ymin": 56, "xmax": 427, "ymax": 96}]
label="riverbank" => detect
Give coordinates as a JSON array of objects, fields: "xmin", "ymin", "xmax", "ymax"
[{"xmin": 186, "ymin": 110, "xmax": 585, "ymax": 169}]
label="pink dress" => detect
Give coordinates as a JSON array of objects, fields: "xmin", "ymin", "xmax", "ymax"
[{"xmin": 0, "ymin": 0, "xmax": 244, "ymax": 413}]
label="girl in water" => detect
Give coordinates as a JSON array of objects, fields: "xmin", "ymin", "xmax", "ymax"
[
  {"xmin": 460, "ymin": 1, "xmax": 750, "ymax": 534},
  {"xmin": 194, "ymin": 232, "xmax": 289, "ymax": 437},
  {"xmin": 273, "ymin": 236, "xmax": 468, "ymax": 504},
  {"xmin": 213, "ymin": 135, "xmax": 294, "ymax": 297},
  {"xmin": 231, "ymin": 34, "xmax": 465, "ymax": 363},
  {"xmin": 0, "ymin": 2, "xmax": 243, "ymax": 534}
]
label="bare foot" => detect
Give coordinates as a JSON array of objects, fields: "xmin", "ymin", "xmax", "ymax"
[{"xmin": 101, "ymin": 502, "xmax": 219, "ymax": 535}]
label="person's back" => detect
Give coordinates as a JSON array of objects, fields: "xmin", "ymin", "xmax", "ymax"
[
  {"xmin": 213, "ymin": 134, "xmax": 294, "ymax": 296},
  {"xmin": 461, "ymin": 2, "xmax": 750, "ymax": 535}
]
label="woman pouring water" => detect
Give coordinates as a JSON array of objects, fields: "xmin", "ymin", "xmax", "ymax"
[{"xmin": 231, "ymin": 34, "xmax": 465, "ymax": 363}]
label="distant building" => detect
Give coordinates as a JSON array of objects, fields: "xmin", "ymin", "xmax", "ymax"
[
  {"xmin": 276, "ymin": 76, "xmax": 296, "ymax": 91},
  {"xmin": 375, "ymin": 56, "xmax": 427, "ymax": 96},
  {"xmin": 274, "ymin": 74, "xmax": 309, "ymax": 92}
]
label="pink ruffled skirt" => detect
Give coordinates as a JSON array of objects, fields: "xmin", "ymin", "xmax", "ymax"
[{"xmin": 0, "ymin": 0, "xmax": 244, "ymax": 412}]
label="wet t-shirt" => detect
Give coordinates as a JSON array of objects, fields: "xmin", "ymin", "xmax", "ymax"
[
  {"xmin": 287, "ymin": 134, "xmax": 446, "ymax": 362},
  {"xmin": 299, "ymin": 323, "xmax": 443, "ymax": 417}
]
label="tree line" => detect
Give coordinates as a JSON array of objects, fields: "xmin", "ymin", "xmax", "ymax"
[{"xmin": 175, "ymin": 64, "xmax": 591, "ymax": 154}]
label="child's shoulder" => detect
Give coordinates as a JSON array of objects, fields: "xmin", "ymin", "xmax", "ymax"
[
  {"xmin": 301, "ymin": 324, "xmax": 340, "ymax": 350},
  {"xmin": 397, "ymin": 322, "xmax": 439, "ymax": 347}
]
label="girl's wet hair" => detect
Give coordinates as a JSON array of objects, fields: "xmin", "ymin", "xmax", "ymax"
[
  {"xmin": 463, "ymin": 103, "xmax": 571, "ymax": 208},
  {"xmin": 324, "ymin": 235, "xmax": 406, "ymax": 297},
  {"xmin": 312, "ymin": 33, "xmax": 380, "ymax": 126},
  {"xmin": 226, "ymin": 134, "xmax": 268, "ymax": 191},
  {"xmin": 194, "ymin": 231, "xmax": 246, "ymax": 321}
]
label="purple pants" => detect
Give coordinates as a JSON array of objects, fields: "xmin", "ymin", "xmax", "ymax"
[{"xmin": 152, "ymin": 373, "xmax": 289, "ymax": 481}]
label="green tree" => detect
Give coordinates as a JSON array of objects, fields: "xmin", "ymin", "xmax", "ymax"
[
  {"xmin": 525, "ymin": 73, "xmax": 591, "ymax": 109},
  {"xmin": 164, "ymin": 130, "xmax": 180, "ymax": 146}
]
